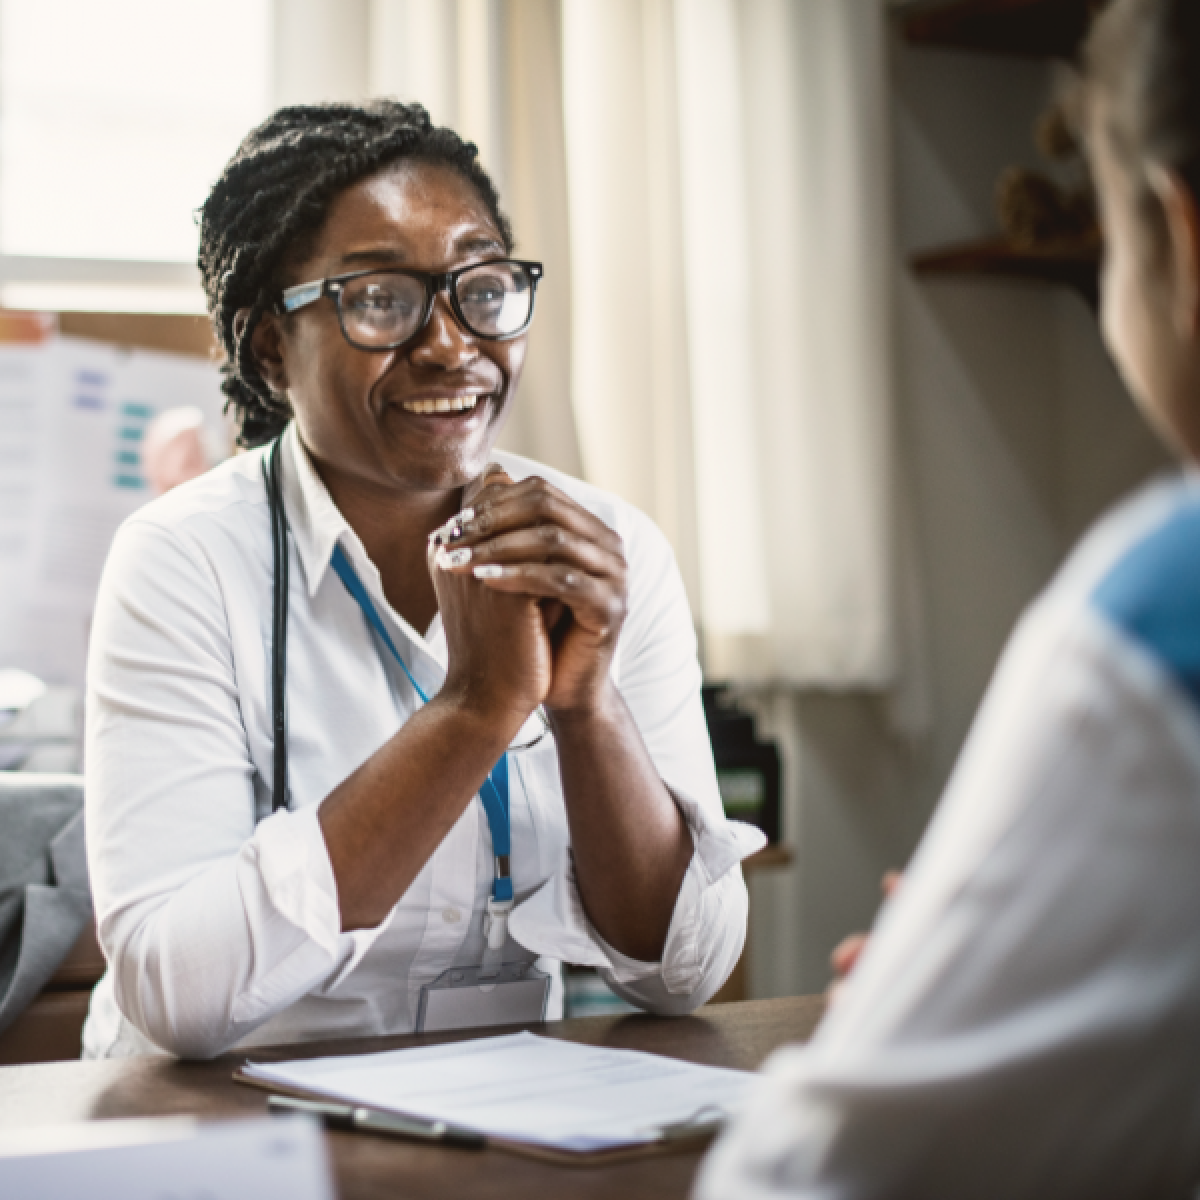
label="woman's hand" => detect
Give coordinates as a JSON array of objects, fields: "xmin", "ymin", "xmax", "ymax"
[
  {"xmin": 434, "ymin": 467, "xmax": 628, "ymax": 716},
  {"xmin": 426, "ymin": 473, "xmax": 554, "ymax": 729}
]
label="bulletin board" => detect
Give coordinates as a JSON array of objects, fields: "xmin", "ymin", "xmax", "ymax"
[{"xmin": 0, "ymin": 312, "xmax": 227, "ymax": 687}]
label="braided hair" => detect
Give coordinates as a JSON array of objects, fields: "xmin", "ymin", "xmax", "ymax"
[{"xmin": 198, "ymin": 100, "xmax": 514, "ymax": 447}]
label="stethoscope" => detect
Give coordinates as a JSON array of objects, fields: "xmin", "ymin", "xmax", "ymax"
[{"xmin": 260, "ymin": 432, "xmax": 550, "ymax": 951}]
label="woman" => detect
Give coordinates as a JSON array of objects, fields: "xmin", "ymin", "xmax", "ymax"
[
  {"xmin": 82, "ymin": 101, "xmax": 762, "ymax": 1059},
  {"xmin": 697, "ymin": 1, "xmax": 1200, "ymax": 1197}
]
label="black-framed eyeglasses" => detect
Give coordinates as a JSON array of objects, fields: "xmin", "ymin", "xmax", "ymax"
[{"xmin": 277, "ymin": 259, "xmax": 543, "ymax": 352}]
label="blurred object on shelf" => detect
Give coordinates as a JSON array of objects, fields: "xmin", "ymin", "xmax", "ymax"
[
  {"xmin": 563, "ymin": 966, "xmax": 638, "ymax": 1020},
  {"xmin": 142, "ymin": 407, "xmax": 221, "ymax": 496},
  {"xmin": 908, "ymin": 7, "xmax": 1104, "ymax": 303},
  {"xmin": 0, "ymin": 671, "xmax": 80, "ymax": 773},
  {"xmin": 996, "ymin": 167, "xmax": 1099, "ymax": 250},
  {"xmin": 702, "ymin": 685, "xmax": 782, "ymax": 844},
  {"xmin": 996, "ymin": 91, "xmax": 1098, "ymax": 252},
  {"xmin": 1034, "ymin": 98, "xmax": 1079, "ymax": 163}
]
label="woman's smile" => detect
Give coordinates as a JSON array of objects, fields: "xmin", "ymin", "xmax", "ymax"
[{"xmin": 397, "ymin": 393, "xmax": 481, "ymax": 415}]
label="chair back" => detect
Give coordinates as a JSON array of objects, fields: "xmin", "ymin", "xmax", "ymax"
[{"xmin": 0, "ymin": 774, "xmax": 102, "ymax": 1064}]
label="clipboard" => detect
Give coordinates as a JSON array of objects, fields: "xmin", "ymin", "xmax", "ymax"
[
  {"xmin": 226, "ymin": 1032, "xmax": 729, "ymax": 1171},
  {"xmin": 233, "ymin": 1067, "xmax": 721, "ymax": 1166}
]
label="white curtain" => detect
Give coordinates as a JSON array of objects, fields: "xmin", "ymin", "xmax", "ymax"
[
  {"xmin": 279, "ymin": 0, "xmax": 584, "ymax": 477},
  {"xmin": 277, "ymin": 0, "xmax": 895, "ymax": 687},
  {"xmin": 560, "ymin": 0, "xmax": 702, "ymax": 605},
  {"xmin": 563, "ymin": 0, "xmax": 895, "ymax": 686}
]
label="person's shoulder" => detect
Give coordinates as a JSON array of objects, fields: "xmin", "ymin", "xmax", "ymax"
[
  {"xmin": 118, "ymin": 448, "xmax": 267, "ymax": 542},
  {"xmin": 1080, "ymin": 474, "xmax": 1200, "ymax": 706}
]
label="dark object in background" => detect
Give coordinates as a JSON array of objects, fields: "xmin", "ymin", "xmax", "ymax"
[
  {"xmin": 996, "ymin": 92, "xmax": 1100, "ymax": 252},
  {"xmin": 702, "ymin": 686, "xmax": 781, "ymax": 845},
  {"xmin": 996, "ymin": 165, "xmax": 1098, "ymax": 249}
]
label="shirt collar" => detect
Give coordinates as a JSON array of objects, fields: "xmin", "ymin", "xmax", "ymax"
[
  {"xmin": 276, "ymin": 423, "xmax": 448, "ymax": 668},
  {"xmin": 279, "ymin": 422, "xmax": 350, "ymax": 601}
]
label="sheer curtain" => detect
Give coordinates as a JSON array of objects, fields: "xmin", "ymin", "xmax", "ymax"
[
  {"xmin": 280, "ymin": 0, "xmax": 895, "ymax": 687},
  {"xmin": 563, "ymin": 0, "xmax": 895, "ymax": 686},
  {"xmin": 327, "ymin": 0, "xmax": 584, "ymax": 477}
]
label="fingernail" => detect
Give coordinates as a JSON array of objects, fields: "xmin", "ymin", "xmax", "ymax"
[
  {"xmin": 473, "ymin": 564, "xmax": 506, "ymax": 579},
  {"xmin": 437, "ymin": 546, "xmax": 472, "ymax": 569},
  {"xmin": 443, "ymin": 507, "xmax": 476, "ymax": 543}
]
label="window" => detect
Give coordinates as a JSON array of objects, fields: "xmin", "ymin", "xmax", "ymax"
[{"xmin": 0, "ymin": 0, "xmax": 271, "ymax": 311}]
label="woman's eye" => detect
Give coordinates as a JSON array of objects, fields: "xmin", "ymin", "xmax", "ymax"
[
  {"xmin": 351, "ymin": 289, "xmax": 412, "ymax": 316},
  {"xmin": 462, "ymin": 282, "xmax": 505, "ymax": 305}
]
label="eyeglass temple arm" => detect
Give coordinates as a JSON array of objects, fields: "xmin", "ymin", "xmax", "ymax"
[{"xmin": 279, "ymin": 280, "xmax": 324, "ymax": 314}]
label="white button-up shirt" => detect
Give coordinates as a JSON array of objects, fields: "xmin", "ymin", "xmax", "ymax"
[
  {"xmin": 696, "ymin": 475, "xmax": 1200, "ymax": 1200},
  {"xmin": 83, "ymin": 425, "xmax": 763, "ymax": 1059}
]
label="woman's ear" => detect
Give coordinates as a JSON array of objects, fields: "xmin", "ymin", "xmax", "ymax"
[
  {"xmin": 1149, "ymin": 165, "xmax": 1200, "ymax": 341},
  {"xmin": 242, "ymin": 309, "xmax": 289, "ymax": 396}
]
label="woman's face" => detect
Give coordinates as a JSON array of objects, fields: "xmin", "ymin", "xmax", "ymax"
[
  {"xmin": 1093, "ymin": 109, "xmax": 1200, "ymax": 460},
  {"xmin": 258, "ymin": 160, "xmax": 526, "ymax": 497}
]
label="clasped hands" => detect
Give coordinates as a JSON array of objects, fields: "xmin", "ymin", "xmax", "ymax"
[{"xmin": 426, "ymin": 465, "xmax": 628, "ymax": 727}]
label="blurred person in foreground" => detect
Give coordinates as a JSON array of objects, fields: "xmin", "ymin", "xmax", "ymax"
[{"xmin": 697, "ymin": 1, "xmax": 1200, "ymax": 1196}]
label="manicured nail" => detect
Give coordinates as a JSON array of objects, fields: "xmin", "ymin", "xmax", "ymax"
[
  {"xmin": 441, "ymin": 507, "xmax": 474, "ymax": 543},
  {"xmin": 473, "ymin": 564, "xmax": 506, "ymax": 579},
  {"xmin": 437, "ymin": 546, "xmax": 472, "ymax": 569}
]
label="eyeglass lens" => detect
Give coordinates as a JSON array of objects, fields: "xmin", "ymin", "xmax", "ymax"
[{"xmin": 339, "ymin": 262, "xmax": 534, "ymax": 348}]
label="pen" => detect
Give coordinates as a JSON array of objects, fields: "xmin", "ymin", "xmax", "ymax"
[
  {"xmin": 653, "ymin": 1115, "xmax": 727, "ymax": 1143},
  {"xmin": 267, "ymin": 1094, "xmax": 486, "ymax": 1150}
]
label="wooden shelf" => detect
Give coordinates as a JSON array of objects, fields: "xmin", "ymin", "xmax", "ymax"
[
  {"xmin": 912, "ymin": 235, "xmax": 1100, "ymax": 305},
  {"xmin": 0, "ymin": 309, "xmax": 220, "ymax": 359},
  {"xmin": 901, "ymin": 0, "xmax": 1097, "ymax": 59},
  {"xmin": 59, "ymin": 311, "xmax": 218, "ymax": 360}
]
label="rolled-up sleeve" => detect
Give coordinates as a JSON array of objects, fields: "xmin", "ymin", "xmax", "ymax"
[
  {"xmin": 85, "ymin": 518, "xmax": 379, "ymax": 1059},
  {"xmin": 508, "ymin": 509, "xmax": 765, "ymax": 1010}
]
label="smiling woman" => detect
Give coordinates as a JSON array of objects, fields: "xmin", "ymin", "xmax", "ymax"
[{"xmin": 80, "ymin": 100, "xmax": 763, "ymax": 1059}]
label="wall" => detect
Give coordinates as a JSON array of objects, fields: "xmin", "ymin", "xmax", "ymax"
[{"xmin": 746, "ymin": 25, "xmax": 1170, "ymax": 999}]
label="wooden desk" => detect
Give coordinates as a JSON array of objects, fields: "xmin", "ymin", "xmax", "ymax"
[{"xmin": 0, "ymin": 996, "xmax": 824, "ymax": 1200}]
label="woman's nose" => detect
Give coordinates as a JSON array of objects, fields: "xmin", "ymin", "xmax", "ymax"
[{"xmin": 409, "ymin": 292, "xmax": 478, "ymax": 369}]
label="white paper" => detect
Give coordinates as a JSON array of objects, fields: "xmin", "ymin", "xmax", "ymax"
[
  {"xmin": 0, "ymin": 1115, "xmax": 335, "ymax": 1200},
  {"xmin": 0, "ymin": 667, "xmax": 46, "ymax": 711},
  {"xmin": 243, "ymin": 1031, "xmax": 758, "ymax": 1152}
]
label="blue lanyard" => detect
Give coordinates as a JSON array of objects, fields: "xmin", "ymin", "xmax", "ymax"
[{"xmin": 330, "ymin": 544, "xmax": 513, "ymax": 904}]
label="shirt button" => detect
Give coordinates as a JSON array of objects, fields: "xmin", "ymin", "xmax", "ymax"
[{"xmin": 442, "ymin": 907, "xmax": 461, "ymax": 924}]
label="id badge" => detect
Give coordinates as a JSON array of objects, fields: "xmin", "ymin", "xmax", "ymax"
[{"xmin": 416, "ymin": 962, "xmax": 551, "ymax": 1033}]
